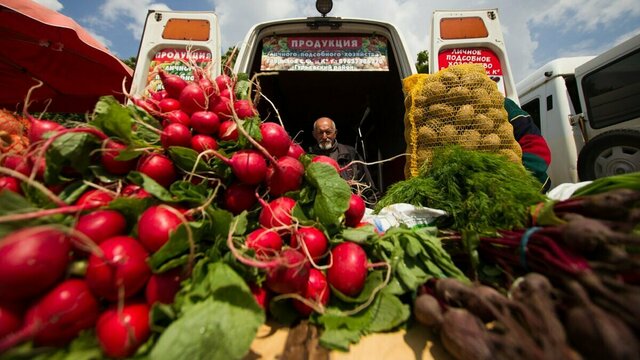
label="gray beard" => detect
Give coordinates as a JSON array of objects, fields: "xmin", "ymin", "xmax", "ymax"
[{"xmin": 319, "ymin": 140, "xmax": 334, "ymax": 150}]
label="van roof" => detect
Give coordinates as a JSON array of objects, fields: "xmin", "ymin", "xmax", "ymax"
[
  {"xmin": 516, "ymin": 56, "xmax": 594, "ymax": 97},
  {"xmin": 575, "ymin": 33, "xmax": 640, "ymax": 79}
]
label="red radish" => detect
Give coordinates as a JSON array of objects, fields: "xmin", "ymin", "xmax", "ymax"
[
  {"xmin": 137, "ymin": 153, "xmax": 178, "ymax": 188},
  {"xmin": 122, "ymin": 184, "xmax": 151, "ymax": 199},
  {"xmin": 217, "ymin": 119, "xmax": 238, "ymax": 141},
  {"xmin": 30, "ymin": 154, "xmax": 46, "ymax": 180},
  {"xmin": 246, "ymin": 228, "xmax": 283, "ymax": 257},
  {"xmin": 327, "ymin": 242, "xmax": 369, "ymax": 297},
  {"xmin": 137, "ymin": 205, "xmax": 183, "ymax": 252},
  {"xmin": 258, "ymin": 196, "xmax": 296, "ymax": 230},
  {"xmin": 266, "ymin": 156, "xmax": 304, "ymax": 196},
  {"xmin": 0, "ymin": 279, "xmax": 99, "ymax": 351},
  {"xmin": 131, "ymin": 96, "xmax": 158, "ymax": 114},
  {"xmin": 159, "ymin": 70, "xmax": 188, "ymax": 99},
  {"xmin": 0, "ymin": 226, "xmax": 71, "ymax": 301},
  {"xmin": 191, "ymin": 134, "xmax": 218, "ymax": 153},
  {"xmin": 27, "ymin": 117, "xmax": 64, "ymax": 143},
  {"xmin": 0, "ymin": 302, "xmax": 23, "ymax": 339},
  {"xmin": 219, "ymin": 88, "xmax": 233, "ymax": 100},
  {"xmin": 265, "ymin": 248, "xmax": 310, "ymax": 294},
  {"xmin": 190, "ymin": 111, "xmax": 220, "ymax": 135},
  {"xmin": 250, "ymin": 283, "xmax": 269, "ymax": 310},
  {"xmin": 345, "ymin": 194, "xmax": 366, "ymax": 227},
  {"xmin": 150, "ymin": 89, "xmax": 168, "ymax": 101},
  {"xmin": 293, "ymin": 268, "xmax": 330, "ymax": 316},
  {"xmin": 162, "ymin": 109, "xmax": 191, "ymax": 127},
  {"xmin": 179, "ymin": 83, "xmax": 207, "ymax": 115},
  {"xmin": 2, "ymin": 155, "xmax": 31, "ymax": 176},
  {"xmin": 145, "ymin": 268, "xmax": 184, "ymax": 305},
  {"xmin": 85, "ymin": 236, "xmax": 151, "ymax": 301},
  {"xmin": 212, "ymin": 96, "xmax": 232, "ymax": 119},
  {"xmin": 101, "ymin": 140, "xmax": 137, "ymax": 175},
  {"xmin": 75, "ymin": 189, "xmax": 114, "ymax": 208},
  {"xmin": 96, "ymin": 302, "xmax": 151, "ymax": 359},
  {"xmin": 312, "ymin": 155, "xmax": 340, "ymax": 172},
  {"xmin": 223, "ymin": 183, "xmax": 257, "ymax": 215},
  {"xmin": 158, "ymin": 98, "xmax": 181, "ymax": 113},
  {"xmin": 198, "ymin": 77, "xmax": 215, "ymax": 100},
  {"xmin": 74, "ymin": 210, "xmax": 127, "ymax": 248},
  {"xmin": 290, "ymin": 226, "xmax": 328, "ymax": 261},
  {"xmin": 287, "ymin": 142, "xmax": 305, "ymax": 159},
  {"xmin": 160, "ymin": 123, "xmax": 192, "ymax": 149},
  {"xmin": 0, "ymin": 176, "xmax": 21, "ymax": 193},
  {"xmin": 215, "ymin": 74, "xmax": 233, "ymax": 93},
  {"xmin": 259, "ymin": 122, "xmax": 291, "ymax": 158},
  {"xmin": 215, "ymin": 149, "xmax": 267, "ymax": 185},
  {"xmin": 234, "ymin": 99, "xmax": 257, "ymax": 119}
]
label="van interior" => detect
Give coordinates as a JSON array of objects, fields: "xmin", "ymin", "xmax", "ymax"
[{"xmin": 245, "ymin": 36, "xmax": 408, "ymax": 193}]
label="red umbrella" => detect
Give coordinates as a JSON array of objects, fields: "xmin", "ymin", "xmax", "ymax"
[{"xmin": 0, "ymin": 0, "xmax": 133, "ymax": 113}]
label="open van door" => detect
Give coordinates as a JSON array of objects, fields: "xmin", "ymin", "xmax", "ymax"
[
  {"xmin": 130, "ymin": 10, "xmax": 221, "ymax": 98},
  {"xmin": 430, "ymin": 9, "xmax": 518, "ymax": 102}
]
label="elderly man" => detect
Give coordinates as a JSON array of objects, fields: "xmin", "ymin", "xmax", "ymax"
[{"xmin": 309, "ymin": 117, "xmax": 378, "ymax": 203}]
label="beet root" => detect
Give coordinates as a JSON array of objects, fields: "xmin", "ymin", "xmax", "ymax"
[{"xmin": 440, "ymin": 308, "xmax": 493, "ymax": 360}]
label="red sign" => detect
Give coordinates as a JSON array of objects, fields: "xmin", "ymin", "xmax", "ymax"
[{"xmin": 438, "ymin": 47, "xmax": 502, "ymax": 75}]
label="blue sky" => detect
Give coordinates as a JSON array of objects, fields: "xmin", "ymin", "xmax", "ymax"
[{"xmin": 34, "ymin": 0, "xmax": 640, "ymax": 82}]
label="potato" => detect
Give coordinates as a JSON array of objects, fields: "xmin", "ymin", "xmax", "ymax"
[
  {"xmin": 438, "ymin": 124, "xmax": 459, "ymax": 144},
  {"xmin": 485, "ymin": 108, "xmax": 507, "ymax": 123},
  {"xmin": 402, "ymin": 74, "xmax": 424, "ymax": 94},
  {"xmin": 459, "ymin": 129, "xmax": 481, "ymax": 150},
  {"xmin": 481, "ymin": 78, "xmax": 499, "ymax": 93},
  {"xmin": 461, "ymin": 71, "xmax": 487, "ymax": 89},
  {"xmin": 447, "ymin": 86, "xmax": 472, "ymax": 105},
  {"xmin": 439, "ymin": 71, "xmax": 460, "ymax": 88},
  {"xmin": 410, "ymin": 107, "xmax": 429, "ymax": 123},
  {"xmin": 470, "ymin": 88, "xmax": 491, "ymax": 109},
  {"xmin": 427, "ymin": 103, "xmax": 455, "ymax": 121},
  {"xmin": 456, "ymin": 104, "xmax": 475, "ymax": 125},
  {"xmin": 475, "ymin": 113, "xmax": 494, "ymax": 133},
  {"xmin": 488, "ymin": 91, "xmax": 505, "ymax": 108},
  {"xmin": 417, "ymin": 125, "xmax": 438, "ymax": 145},
  {"xmin": 481, "ymin": 133, "xmax": 501, "ymax": 150},
  {"xmin": 498, "ymin": 149, "xmax": 521, "ymax": 163},
  {"xmin": 416, "ymin": 149, "xmax": 434, "ymax": 168},
  {"xmin": 496, "ymin": 122, "xmax": 515, "ymax": 140},
  {"xmin": 419, "ymin": 81, "xmax": 447, "ymax": 102}
]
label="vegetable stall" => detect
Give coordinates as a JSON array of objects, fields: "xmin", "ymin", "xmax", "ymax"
[{"xmin": 1, "ymin": 55, "xmax": 639, "ymax": 360}]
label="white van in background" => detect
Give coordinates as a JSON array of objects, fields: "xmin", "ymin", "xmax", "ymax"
[{"xmin": 517, "ymin": 34, "xmax": 640, "ymax": 185}]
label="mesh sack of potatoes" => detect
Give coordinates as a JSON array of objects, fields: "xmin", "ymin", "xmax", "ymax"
[{"xmin": 402, "ymin": 63, "xmax": 523, "ymax": 177}]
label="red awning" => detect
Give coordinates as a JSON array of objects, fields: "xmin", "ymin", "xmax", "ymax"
[{"xmin": 0, "ymin": 0, "xmax": 133, "ymax": 113}]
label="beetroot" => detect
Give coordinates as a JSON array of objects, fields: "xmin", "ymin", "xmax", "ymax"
[
  {"xmin": 159, "ymin": 70, "xmax": 188, "ymax": 99},
  {"xmin": 266, "ymin": 156, "xmax": 304, "ymax": 196},
  {"xmin": 85, "ymin": 236, "xmax": 151, "ymax": 301},
  {"xmin": 0, "ymin": 226, "xmax": 71, "ymax": 301},
  {"xmin": 258, "ymin": 196, "xmax": 296, "ymax": 230},
  {"xmin": 327, "ymin": 242, "xmax": 368, "ymax": 297},
  {"xmin": 259, "ymin": 122, "xmax": 291, "ymax": 158},
  {"xmin": 345, "ymin": 194, "xmax": 366, "ymax": 227},
  {"xmin": 234, "ymin": 99, "xmax": 257, "ymax": 119},
  {"xmin": 265, "ymin": 248, "xmax": 310, "ymax": 294},
  {"xmin": 137, "ymin": 153, "xmax": 178, "ymax": 188},
  {"xmin": 96, "ymin": 302, "xmax": 151, "ymax": 359},
  {"xmin": 145, "ymin": 268, "xmax": 184, "ymax": 305},
  {"xmin": 0, "ymin": 176, "xmax": 21, "ymax": 193},
  {"xmin": 191, "ymin": 134, "xmax": 218, "ymax": 153},
  {"xmin": 179, "ymin": 83, "xmax": 208, "ymax": 115},
  {"xmin": 101, "ymin": 140, "xmax": 137, "ymax": 175},
  {"xmin": 190, "ymin": 111, "xmax": 220, "ymax": 135},
  {"xmin": 137, "ymin": 205, "xmax": 183, "ymax": 252},
  {"xmin": 246, "ymin": 228, "xmax": 283, "ymax": 257},
  {"xmin": 74, "ymin": 209, "xmax": 127, "ymax": 248},
  {"xmin": 293, "ymin": 268, "xmax": 330, "ymax": 316},
  {"xmin": 217, "ymin": 119, "xmax": 238, "ymax": 141},
  {"xmin": 290, "ymin": 226, "xmax": 329, "ymax": 261},
  {"xmin": 161, "ymin": 123, "xmax": 192, "ymax": 149},
  {"xmin": 223, "ymin": 182, "xmax": 257, "ymax": 214}
]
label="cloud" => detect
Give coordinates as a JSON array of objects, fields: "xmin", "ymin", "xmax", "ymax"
[
  {"xmin": 31, "ymin": 0, "xmax": 63, "ymax": 11},
  {"xmin": 532, "ymin": 0, "xmax": 640, "ymax": 32},
  {"xmin": 84, "ymin": 0, "xmax": 171, "ymax": 41}
]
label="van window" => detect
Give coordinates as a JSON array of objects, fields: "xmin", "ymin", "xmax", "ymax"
[
  {"xmin": 562, "ymin": 75, "xmax": 582, "ymax": 114},
  {"xmin": 581, "ymin": 48, "xmax": 640, "ymax": 129},
  {"xmin": 521, "ymin": 99, "xmax": 541, "ymax": 130}
]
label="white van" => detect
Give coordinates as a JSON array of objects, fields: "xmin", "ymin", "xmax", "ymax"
[{"xmin": 517, "ymin": 34, "xmax": 640, "ymax": 185}]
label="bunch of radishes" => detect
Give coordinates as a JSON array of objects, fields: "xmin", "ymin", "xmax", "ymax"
[{"xmin": 0, "ymin": 66, "xmax": 376, "ymax": 357}]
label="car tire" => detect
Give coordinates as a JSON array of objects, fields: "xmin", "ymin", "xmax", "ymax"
[{"xmin": 577, "ymin": 129, "xmax": 640, "ymax": 181}]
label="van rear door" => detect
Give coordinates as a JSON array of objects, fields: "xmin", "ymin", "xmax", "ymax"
[
  {"xmin": 430, "ymin": 9, "xmax": 518, "ymax": 101},
  {"xmin": 130, "ymin": 10, "xmax": 221, "ymax": 98}
]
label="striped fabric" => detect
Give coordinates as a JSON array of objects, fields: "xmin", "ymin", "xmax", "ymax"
[{"xmin": 504, "ymin": 97, "xmax": 552, "ymax": 192}]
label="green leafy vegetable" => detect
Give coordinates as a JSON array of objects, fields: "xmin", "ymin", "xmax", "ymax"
[{"xmin": 304, "ymin": 162, "xmax": 351, "ymax": 227}]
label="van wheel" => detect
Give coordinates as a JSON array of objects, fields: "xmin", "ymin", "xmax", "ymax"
[{"xmin": 577, "ymin": 129, "xmax": 640, "ymax": 181}]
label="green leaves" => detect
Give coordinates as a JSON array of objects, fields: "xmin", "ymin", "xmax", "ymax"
[
  {"xmin": 151, "ymin": 262, "xmax": 265, "ymax": 360},
  {"xmin": 44, "ymin": 132, "xmax": 101, "ymax": 184},
  {"xmin": 304, "ymin": 162, "xmax": 351, "ymax": 227}
]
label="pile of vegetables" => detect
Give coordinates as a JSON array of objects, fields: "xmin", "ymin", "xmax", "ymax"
[{"xmin": 0, "ymin": 65, "xmax": 469, "ymax": 359}]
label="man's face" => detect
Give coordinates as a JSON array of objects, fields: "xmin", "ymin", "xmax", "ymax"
[{"xmin": 314, "ymin": 121, "xmax": 336, "ymax": 150}]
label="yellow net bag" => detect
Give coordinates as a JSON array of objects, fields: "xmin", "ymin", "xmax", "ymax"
[{"xmin": 403, "ymin": 63, "xmax": 523, "ymax": 177}]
